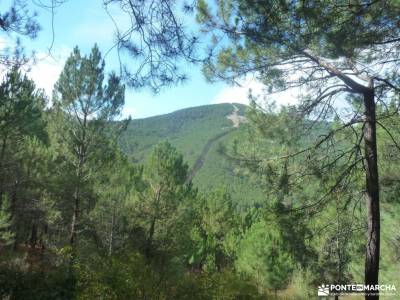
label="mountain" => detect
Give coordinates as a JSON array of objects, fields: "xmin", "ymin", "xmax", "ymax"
[{"xmin": 119, "ymin": 103, "xmax": 264, "ymax": 206}]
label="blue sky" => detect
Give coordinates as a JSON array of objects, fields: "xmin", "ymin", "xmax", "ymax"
[{"xmin": 1, "ymin": 0, "xmax": 271, "ymax": 118}]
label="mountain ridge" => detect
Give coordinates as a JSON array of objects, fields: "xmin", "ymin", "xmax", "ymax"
[{"xmin": 119, "ymin": 103, "xmax": 264, "ymax": 205}]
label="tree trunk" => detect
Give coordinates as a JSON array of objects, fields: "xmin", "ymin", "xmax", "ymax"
[
  {"xmin": 30, "ymin": 223, "xmax": 38, "ymax": 248},
  {"xmin": 108, "ymin": 203, "xmax": 116, "ymax": 256},
  {"xmin": 302, "ymin": 51, "xmax": 381, "ymax": 299},
  {"xmin": 0, "ymin": 136, "xmax": 7, "ymax": 205},
  {"xmin": 69, "ymin": 185, "xmax": 80, "ymax": 270},
  {"xmin": 363, "ymin": 88, "xmax": 380, "ymax": 300},
  {"xmin": 69, "ymin": 125, "xmax": 85, "ymax": 251},
  {"xmin": 70, "ymin": 187, "xmax": 79, "ymax": 246}
]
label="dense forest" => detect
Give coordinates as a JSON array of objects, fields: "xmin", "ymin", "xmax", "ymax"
[{"xmin": 1, "ymin": 0, "xmax": 399, "ymax": 299}]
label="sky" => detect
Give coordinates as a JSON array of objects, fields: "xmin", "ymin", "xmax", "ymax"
[{"xmin": 1, "ymin": 0, "xmax": 297, "ymax": 119}]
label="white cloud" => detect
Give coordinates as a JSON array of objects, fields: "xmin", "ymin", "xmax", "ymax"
[
  {"xmin": 26, "ymin": 47, "xmax": 71, "ymax": 97},
  {"xmin": 212, "ymin": 78, "xmax": 264, "ymax": 105},
  {"xmin": 212, "ymin": 77, "xmax": 300, "ymax": 107},
  {"xmin": 0, "ymin": 37, "xmax": 69, "ymax": 97}
]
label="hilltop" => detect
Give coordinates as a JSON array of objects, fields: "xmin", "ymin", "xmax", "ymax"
[{"xmin": 119, "ymin": 103, "xmax": 264, "ymax": 205}]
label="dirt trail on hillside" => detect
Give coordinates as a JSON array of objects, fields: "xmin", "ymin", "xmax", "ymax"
[
  {"xmin": 186, "ymin": 104, "xmax": 245, "ymax": 183},
  {"xmin": 186, "ymin": 129, "xmax": 234, "ymax": 183}
]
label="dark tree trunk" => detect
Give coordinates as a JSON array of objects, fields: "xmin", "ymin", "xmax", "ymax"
[
  {"xmin": 0, "ymin": 136, "xmax": 7, "ymax": 205},
  {"xmin": 363, "ymin": 88, "xmax": 380, "ymax": 300},
  {"xmin": 30, "ymin": 223, "xmax": 38, "ymax": 248},
  {"xmin": 302, "ymin": 51, "xmax": 381, "ymax": 299},
  {"xmin": 11, "ymin": 179, "xmax": 19, "ymax": 252},
  {"xmin": 69, "ymin": 185, "xmax": 80, "ymax": 269}
]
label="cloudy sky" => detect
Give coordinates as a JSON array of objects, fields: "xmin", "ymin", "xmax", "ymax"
[{"xmin": 1, "ymin": 0, "xmax": 297, "ymax": 118}]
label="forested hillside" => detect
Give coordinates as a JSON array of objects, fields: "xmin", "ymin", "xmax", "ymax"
[
  {"xmin": 1, "ymin": 57, "xmax": 399, "ymax": 299},
  {"xmin": 119, "ymin": 103, "xmax": 265, "ymax": 206},
  {"xmin": 1, "ymin": 1, "xmax": 399, "ymax": 299}
]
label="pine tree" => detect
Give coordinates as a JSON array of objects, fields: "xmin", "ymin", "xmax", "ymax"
[
  {"xmin": 0, "ymin": 67, "xmax": 47, "ymax": 205},
  {"xmin": 0, "ymin": 67, "xmax": 48, "ymax": 254},
  {"xmin": 53, "ymin": 45, "xmax": 125, "ymax": 251},
  {"xmin": 130, "ymin": 141, "xmax": 191, "ymax": 259},
  {"xmin": 190, "ymin": 188, "xmax": 239, "ymax": 271},
  {"xmin": 195, "ymin": 2, "xmax": 400, "ymax": 295},
  {"xmin": 90, "ymin": 150, "xmax": 136, "ymax": 256},
  {"xmin": 236, "ymin": 219, "xmax": 294, "ymax": 293}
]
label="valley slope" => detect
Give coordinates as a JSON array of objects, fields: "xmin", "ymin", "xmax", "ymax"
[{"xmin": 119, "ymin": 103, "xmax": 264, "ymax": 206}]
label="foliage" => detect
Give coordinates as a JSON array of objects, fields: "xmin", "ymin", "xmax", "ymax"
[
  {"xmin": 190, "ymin": 188, "xmax": 240, "ymax": 271},
  {"xmin": 128, "ymin": 141, "xmax": 193, "ymax": 259},
  {"xmin": 0, "ymin": 0, "xmax": 41, "ymax": 66},
  {"xmin": 102, "ymin": 0, "xmax": 198, "ymax": 92},
  {"xmin": 52, "ymin": 44, "xmax": 126, "ymax": 249},
  {"xmin": 0, "ymin": 196, "xmax": 14, "ymax": 245},
  {"xmin": 236, "ymin": 219, "xmax": 295, "ymax": 293},
  {"xmin": 120, "ymin": 103, "xmax": 264, "ymax": 205},
  {"xmin": 0, "ymin": 2, "xmax": 399, "ymax": 296}
]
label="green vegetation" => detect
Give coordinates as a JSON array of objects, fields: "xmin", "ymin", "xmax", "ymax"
[
  {"xmin": 1, "ymin": 64, "xmax": 399, "ymax": 298},
  {"xmin": 120, "ymin": 103, "xmax": 242, "ymax": 165},
  {"xmin": 0, "ymin": 59, "xmax": 399, "ymax": 299},
  {"xmin": 196, "ymin": 0, "xmax": 399, "ymax": 293},
  {"xmin": 120, "ymin": 103, "xmax": 265, "ymax": 206},
  {"xmin": 1, "ymin": 1, "xmax": 400, "ymax": 299}
]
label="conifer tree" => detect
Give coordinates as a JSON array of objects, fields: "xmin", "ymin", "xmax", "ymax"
[
  {"xmin": 236, "ymin": 219, "xmax": 294, "ymax": 293},
  {"xmin": 0, "ymin": 68, "xmax": 47, "ymax": 205},
  {"xmin": 195, "ymin": 2, "xmax": 400, "ymax": 295},
  {"xmin": 130, "ymin": 141, "xmax": 191, "ymax": 259},
  {"xmin": 53, "ymin": 45, "xmax": 125, "ymax": 250}
]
